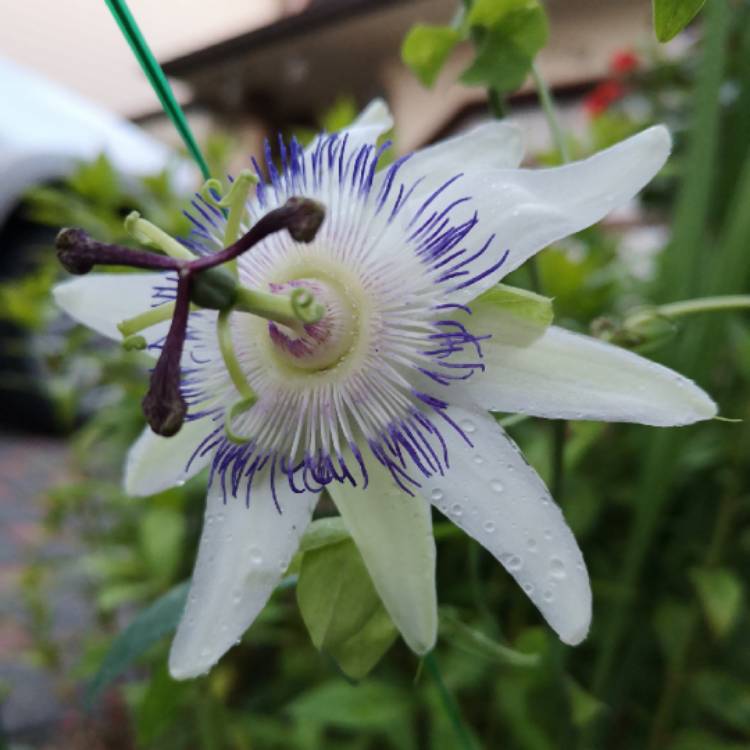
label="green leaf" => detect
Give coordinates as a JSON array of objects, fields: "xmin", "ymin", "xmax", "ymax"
[
  {"xmin": 402, "ymin": 25, "xmax": 463, "ymax": 87},
  {"xmin": 139, "ymin": 507, "xmax": 186, "ymax": 582},
  {"xmin": 85, "ymin": 581, "xmax": 188, "ymax": 709},
  {"xmin": 653, "ymin": 0, "xmax": 705, "ymax": 43},
  {"xmin": 329, "ymin": 605, "xmax": 399, "ymax": 681},
  {"xmin": 298, "ymin": 516, "xmax": 351, "ymax": 552},
  {"xmin": 475, "ymin": 283, "xmax": 554, "ymax": 329},
  {"xmin": 288, "ymin": 679, "xmax": 414, "ymax": 734},
  {"xmin": 438, "ymin": 608, "xmax": 540, "ymax": 668},
  {"xmin": 652, "ymin": 599, "xmax": 693, "ymax": 665},
  {"xmin": 297, "ymin": 539, "xmax": 397, "ymax": 680},
  {"xmin": 461, "ymin": 2, "xmax": 548, "ymax": 93},
  {"xmin": 692, "ymin": 671, "xmax": 750, "ymax": 734},
  {"xmin": 566, "ymin": 677, "xmax": 605, "ymax": 728},
  {"xmin": 670, "ymin": 729, "xmax": 750, "ymax": 750},
  {"xmin": 135, "ymin": 662, "xmax": 187, "ymax": 745},
  {"xmin": 690, "ymin": 566, "xmax": 744, "ymax": 638},
  {"xmin": 467, "ymin": 0, "xmax": 536, "ymax": 28}
]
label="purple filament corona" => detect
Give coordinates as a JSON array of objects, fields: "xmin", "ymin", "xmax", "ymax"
[{"xmin": 155, "ymin": 131, "xmax": 508, "ymax": 506}]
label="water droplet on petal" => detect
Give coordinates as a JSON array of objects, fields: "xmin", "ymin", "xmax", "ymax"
[
  {"xmin": 523, "ymin": 583, "xmax": 534, "ymax": 594},
  {"xmin": 461, "ymin": 419, "xmax": 476, "ymax": 434},
  {"xmin": 474, "ymin": 454, "xmax": 484, "ymax": 465},
  {"xmin": 527, "ymin": 538, "xmax": 537, "ymax": 552},
  {"xmin": 490, "ymin": 479, "xmax": 504, "ymax": 493},
  {"xmin": 430, "ymin": 488, "xmax": 444, "ymax": 502},
  {"xmin": 550, "ymin": 557, "xmax": 566, "ymax": 580},
  {"xmin": 232, "ymin": 589, "xmax": 242, "ymax": 605},
  {"xmin": 483, "ymin": 520, "xmax": 496, "ymax": 533},
  {"xmin": 247, "ymin": 545, "xmax": 263, "ymax": 564},
  {"xmin": 450, "ymin": 502, "xmax": 463, "ymax": 517},
  {"xmin": 502, "ymin": 554, "xmax": 522, "ymax": 572},
  {"xmin": 543, "ymin": 590, "xmax": 554, "ymax": 603},
  {"xmin": 543, "ymin": 528, "xmax": 553, "ymax": 540}
]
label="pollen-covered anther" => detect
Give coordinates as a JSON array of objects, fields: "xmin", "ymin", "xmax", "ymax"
[{"xmin": 267, "ymin": 278, "xmax": 356, "ymax": 371}]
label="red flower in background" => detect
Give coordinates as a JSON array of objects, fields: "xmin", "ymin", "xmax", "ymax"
[
  {"xmin": 584, "ymin": 80, "xmax": 626, "ymax": 117},
  {"xmin": 610, "ymin": 50, "xmax": 639, "ymax": 75},
  {"xmin": 583, "ymin": 49, "xmax": 639, "ymax": 117}
]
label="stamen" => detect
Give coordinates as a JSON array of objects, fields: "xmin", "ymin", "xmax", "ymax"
[
  {"xmin": 56, "ymin": 197, "xmax": 327, "ymax": 438},
  {"xmin": 202, "ymin": 170, "xmax": 259, "ymax": 246},
  {"xmin": 217, "ymin": 308, "xmax": 257, "ymax": 444},
  {"xmin": 125, "ymin": 212, "xmax": 195, "ymax": 260},
  {"xmin": 118, "ymin": 301, "xmax": 177, "ymax": 337}
]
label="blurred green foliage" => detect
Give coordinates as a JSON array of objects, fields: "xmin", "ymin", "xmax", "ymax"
[{"xmin": 3, "ymin": 1, "xmax": 750, "ymax": 748}]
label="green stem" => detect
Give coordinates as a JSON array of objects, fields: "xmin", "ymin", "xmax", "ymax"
[
  {"xmin": 104, "ymin": 0, "xmax": 212, "ymax": 180},
  {"xmin": 625, "ymin": 295, "xmax": 750, "ymax": 329},
  {"xmin": 530, "ymin": 62, "xmax": 570, "ymax": 509},
  {"xmin": 550, "ymin": 420, "xmax": 566, "ymax": 500},
  {"xmin": 424, "ymin": 652, "xmax": 477, "ymax": 750},
  {"xmin": 530, "ymin": 63, "xmax": 570, "ymax": 164},
  {"xmin": 647, "ymin": 490, "xmax": 738, "ymax": 749},
  {"xmin": 217, "ymin": 309, "xmax": 257, "ymax": 445},
  {"xmin": 585, "ymin": 5, "xmax": 732, "ymax": 745}
]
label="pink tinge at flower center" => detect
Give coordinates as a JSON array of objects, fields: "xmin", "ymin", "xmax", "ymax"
[{"xmin": 267, "ymin": 278, "xmax": 356, "ymax": 371}]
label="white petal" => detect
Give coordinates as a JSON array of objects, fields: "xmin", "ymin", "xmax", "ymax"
[
  {"xmin": 319, "ymin": 98, "xmax": 393, "ymax": 156},
  {"xmin": 53, "ymin": 272, "xmax": 165, "ymax": 341},
  {"xmin": 375, "ymin": 121, "xmax": 524, "ymax": 202},
  {"xmin": 348, "ymin": 97, "xmax": 393, "ymax": 135},
  {"xmin": 419, "ymin": 404, "xmax": 591, "ymax": 646},
  {"xmin": 327, "ymin": 460, "xmax": 437, "ymax": 655},
  {"xmin": 453, "ymin": 126, "xmax": 672, "ymax": 302},
  {"xmin": 169, "ymin": 475, "xmax": 316, "ymax": 679},
  {"xmin": 124, "ymin": 418, "xmax": 216, "ymax": 497},
  {"xmin": 462, "ymin": 300, "xmax": 716, "ymax": 425}
]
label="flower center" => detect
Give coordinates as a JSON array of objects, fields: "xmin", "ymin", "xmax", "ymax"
[{"xmin": 267, "ymin": 278, "xmax": 356, "ymax": 371}]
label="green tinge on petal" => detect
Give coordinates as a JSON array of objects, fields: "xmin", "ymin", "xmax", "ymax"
[
  {"xmin": 327, "ymin": 460, "xmax": 438, "ymax": 655},
  {"xmin": 475, "ymin": 283, "xmax": 554, "ymax": 330}
]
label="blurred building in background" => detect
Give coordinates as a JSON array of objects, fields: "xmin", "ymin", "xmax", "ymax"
[
  {"xmin": 160, "ymin": 0, "xmax": 652, "ymax": 154},
  {"xmin": 2, "ymin": 0, "xmax": 653, "ymax": 164}
]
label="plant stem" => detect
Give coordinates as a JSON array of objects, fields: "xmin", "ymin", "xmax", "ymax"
[
  {"xmin": 530, "ymin": 63, "xmax": 570, "ymax": 506},
  {"xmin": 531, "ymin": 63, "xmax": 571, "ymax": 164},
  {"xmin": 424, "ymin": 652, "xmax": 477, "ymax": 750},
  {"xmin": 585, "ymin": 4, "xmax": 732, "ymax": 746},
  {"xmin": 647, "ymin": 489, "xmax": 738, "ymax": 749},
  {"xmin": 550, "ymin": 420, "xmax": 566, "ymax": 500},
  {"xmin": 625, "ymin": 294, "xmax": 750, "ymax": 329}
]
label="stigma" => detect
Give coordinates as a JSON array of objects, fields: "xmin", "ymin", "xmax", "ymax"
[{"xmin": 268, "ymin": 278, "xmax": 356, "ymax": 371}]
